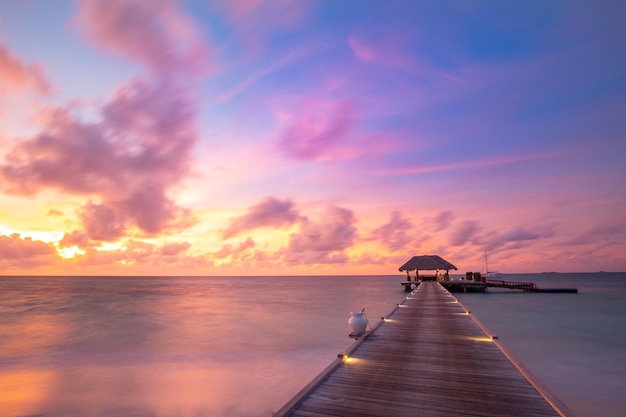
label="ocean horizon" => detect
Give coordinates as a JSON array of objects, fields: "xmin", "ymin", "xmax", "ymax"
[{"xmin": 1, "ymin": 272, "xmax": 625, "ymax": 417}]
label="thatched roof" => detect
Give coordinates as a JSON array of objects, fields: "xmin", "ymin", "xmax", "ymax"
[{"xmin": 398, "ymin": 255, "xmax": 457, "ymax": 271}]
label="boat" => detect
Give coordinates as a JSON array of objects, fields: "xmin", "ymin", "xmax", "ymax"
[
  {"xmin": 484, "ymin": 271, "xmax": 504, "ymax": 279},
  {"xmin": 483, "ymin": 253, "xmax": 503, "ymax": 279}
]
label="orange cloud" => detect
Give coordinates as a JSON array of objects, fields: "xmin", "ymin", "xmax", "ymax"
[
  {"xmin": 0, "ymin": 233, "xmax": 58, "ymax": 269},
  {"xmin": 0, "ymin": 39, "xmax": 51, "ymax": 95}
]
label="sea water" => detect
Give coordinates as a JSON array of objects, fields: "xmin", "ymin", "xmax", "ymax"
[
  {"xmin": 0, "ymin": 273, "xmax": 624, "ymax": 417},
  {"xmin": 454, "ymin": 273, "xmax": 626, "ymax": 417}
]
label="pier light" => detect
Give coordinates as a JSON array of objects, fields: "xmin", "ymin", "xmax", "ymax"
[
  {"xmin": 469, "ymin": 336, "xmax": 494, "ymax": 343},
  {"xmin": 338, "ymin": 353, "xmax": 356, "ymax": 364}
]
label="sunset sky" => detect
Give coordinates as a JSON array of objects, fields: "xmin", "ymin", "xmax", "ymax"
[{"xmin": 0, "ymin": 0, "xmax": 624, "ymax": 275}]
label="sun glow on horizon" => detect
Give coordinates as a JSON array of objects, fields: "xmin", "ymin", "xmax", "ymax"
[{"xmin": 0, "ymin": 1, "xmax": 624, "ymax": 275}]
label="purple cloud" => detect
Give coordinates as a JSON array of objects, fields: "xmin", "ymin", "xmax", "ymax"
[
  {"xmin": 371, "ymin": 211, "xmax": 414, "ymax": 251},
  {"xmin": 73, "ymin": 0, "xmax": 210, "ymax": 77},
  {"xmin": 449, "ymin": 220, "xmax": 480, "ymax": 246},
  {"xmin": 283, "ymin": 205, "xmax": 356, "ymax": 264},
  {"xmin": 223, "ymin": 197, "xmax": 303, "ymax": 239},
  {"xmin": 277, "ymin": 99, "xmax": 355, "ymax": 160},
  {"xmin": 434, "ymin": 210, "xmax": 454, "ymax": 231},
  {"xmin": 482, "ymin": 225, "xmax": 553, "ymax": 253}
]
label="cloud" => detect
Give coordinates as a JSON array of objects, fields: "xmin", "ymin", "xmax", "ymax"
[
  {"xmin": 160, "ymin": 241, "xmax": 191, "ymax": 257},
  {"xmin": 434, "ymin": 210, "xmax": 454, "ymax": 231},
  {"xmin": 482, "ymin": 225, "xmax": 553, "ymax": 253},
  {"xmin": 73, "ymin": 0, "xmax": 210, "ymax": 77},
  {"xmin": 565, "ymin": 221, "xmax": 624, "ymax": 246},
  {"xmin": 59, "ymin": 230, "xmax": 90, "ymax": 248},
  {"xmin": 348, "ymin": 37, "xmax": 374, "ymax": 62},
  {"xmin": 371, "ymin": 211, "xmax": 414, "ymax": 251},
  {"xmin": 449, "ymin": 220, "xmax": 480, "ymax": 246},
  {"xmin": 215, "ymin": 0, "xmax": 309, "ymax": 42},
  {"xmin": 215, "ymin": 237, "xmax": 255, "ymax": 260},
  {"xmin": 47, "ymin": 209, "xmax": 64, "ymax": 217},
  {"xmin": 223, "ymin": 197, "xmax": 303, "ymax": 239},
  {"xmin": 0, "ymin": 233, "xmax": 57, "ymax": 268},
  {"xmin": 277, "ymin": 99, "xmax": 356, "ymax": 160},
  {"xmin": 347, "ymin": 34, "xmax": 418, "ymax": 72},
  {"xmin": 0, "ymin": 39, "xmax": 51, "ymax": 95},
  {"xmin": 79, "ymin": 201, "xmax": 125, "ymax": 241},
  {"xmin": 213, "ymin": 43, "xmax": 326, "ymax": 104},
  {"xmin": 1, "ymin": 77, "xmax": 197, "ymax": 240},
  {"xmin": 71, "ymin": 239, "xmax": 200, "ymax": 268},
  {"xmin": 283, "ymin": 205, "xmax": 356, "ymax": 265}
]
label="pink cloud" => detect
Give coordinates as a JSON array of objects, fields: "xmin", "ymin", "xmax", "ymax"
[
  {"xmin": 283, "ymin": 205, "xmax": 356, "ymax": 265},
  {"xmin": 371, "ymin": 211, "xmax": 414, "ymax": 251},
  {"xmin": 79, "ymin": 202, "xmax": 125, "ymax": 241},
  {"xmin": 449, "ymin": 220, "xmax": 480, "ymax": 246},
  {"xmin": 160, "ymin": 241, "xmax": 191, "ymax": 256},
  {"xmin": 376, "ymin": 150, "xmax": 566, "ymax": 176},
  {"xmin": 223, "ymin": 197, "xmax": 302, "ymax": 239},
  {"xmin": 347, "ymin": 34, "xmax": 418, "ymax": 72},
  {"xmin": 215, "ymin": 0, "xmax": 309, "ymax": 41},
  {"xmin": 215, "ymin": 237, "xmax": 255, "ymax": 260},
  {"xmin": 565, "ymin": 221, "xmax": 624, "ymax": 246},
  {"xmin": 277, "ymin": 99, "xmax": 356, "ymax": 160},
  {"xmin": 481, "ymin": 225, "xmax": 555, "ymax": 253},
  {"xmin": 70, "ymin": 239, "xmax": 200, "ymax": 268},
  {"xmin": 73, "ymin": 0, "xmax": 210, "ymax": 77},
  {"xmin": 434, "ymin": 210, "xmax": 454, "ymax": 231},
  {"xmin": 0, "ymin": 233, "xmax": 57, "ymax": 268},
  {"xmin": 1, "ymin": 78, "xmax": 197, "ymax": 240},
  {"xmin": 0, "ymin": 39, "xmax": 51, "ymax": 95},
  {"xmin": 347, "ymin": 37, "xmax": 374, "ymax": 62},
  {"xmin": 59, "ymin": 230, "xmax": 90, "ymax": 248}
]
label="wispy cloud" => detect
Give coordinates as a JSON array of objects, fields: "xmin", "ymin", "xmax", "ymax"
[
  {"xmin": 375, "ymin": 150, "xmax": 569, "ymax": 176},
  {"xmin": 370, "ymin": 211, "xmax": 414, "ymax": 251},
  {"xmin": 277, "ymin": 99, "xmax": 356, "ymax": 161},
  {"xmin": 213, "ymin": 42, "xmax": 327, "ymax": 104},
  {"xmin": 223, "ymin": 197, "xmax": 303, "ymax": 239}
]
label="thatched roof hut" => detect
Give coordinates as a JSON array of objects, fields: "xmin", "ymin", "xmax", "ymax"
[
  {"xmin": 399, "ymin": 255, "xmax": 457, "ymax": 283},
  {"xmin": 399, "ymin": 255, "xmax": 457, "ymax": 272}
]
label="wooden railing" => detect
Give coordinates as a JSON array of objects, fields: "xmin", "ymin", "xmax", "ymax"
[{"xmin": 486, "ymin": 279, "xmax": 536, "ymax": 291}]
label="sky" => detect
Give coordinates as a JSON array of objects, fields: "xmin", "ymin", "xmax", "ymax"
[{"xmin": 0, "ymin": 0, "xmax": 624, "ymax": 275}]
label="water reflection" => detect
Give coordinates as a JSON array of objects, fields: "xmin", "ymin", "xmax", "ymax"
[{"xmin": 0, "ymin": 276, "xmax": 403, "ymax": 417}]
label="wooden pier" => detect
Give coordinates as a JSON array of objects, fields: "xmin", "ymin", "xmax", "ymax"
[
  {"xmin": 274, "ymin": 281, "xmax": 576, "ymax": 417},
  {"xmin": 437, "ymin": 279, "xmax": 578, "ymax": 293}
]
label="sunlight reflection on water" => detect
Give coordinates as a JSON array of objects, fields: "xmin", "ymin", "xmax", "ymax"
[{"xmin": 0, "ymin": 276, "xmax": 403, "ymax": 417}]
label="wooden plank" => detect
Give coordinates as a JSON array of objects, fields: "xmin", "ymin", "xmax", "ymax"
[{"xmin": 273, "ymin": 281, "xmax": 576, "ymax": 417}]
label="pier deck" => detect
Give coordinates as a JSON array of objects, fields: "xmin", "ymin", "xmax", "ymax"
[{"xmin": 274, "ymin": 281, "xmax": 575, "ymax": 417}]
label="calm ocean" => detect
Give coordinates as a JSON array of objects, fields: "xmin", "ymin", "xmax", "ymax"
[{"xmin": 1, "ymin": 273, "xmax": 624, "ymax": 417}]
